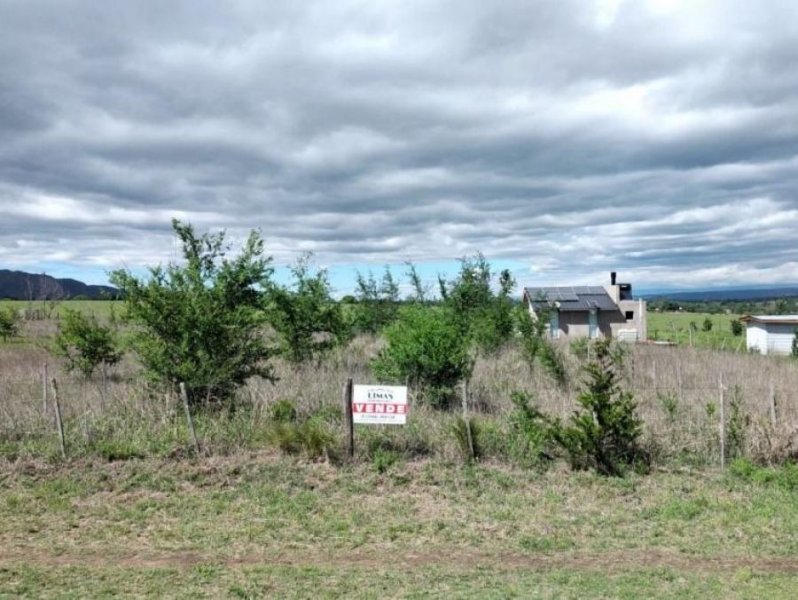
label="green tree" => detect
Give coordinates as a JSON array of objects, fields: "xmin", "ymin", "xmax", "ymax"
[
  {"xmin": 352, "ymin": 266, "xmax": 400, "ymax": 334},
  {"xmin": 440, "ymin": 253, "xmax": 516, "ymax": 353},
  {"xmin": 516, "ymin": 305, "xmax": 566, "ymax": 386},
  {"xmin": 702, "ymin": 317, "xmax": 713, "ymax": 332},
  {"xmin": 110, "ymin": 220, "xmax": 276, "ymax": 407},
  {"xmin": 551, "ymin": 338, "xmax": 646, "ymax": 476},
  {"xmin": 372, "ymin": 305, "xmax": 473, "ymax": 408},
  {"xmin": 792, "ymin": 329, "xmax": 798, "ymax": 358},
  {"xmin": 266, "ymin": 254, "xmax": 349, "ymax": 363},
  {"xmin": 0, "ymin": 308, "xmax": 19, "ymax": 341},
  {"xmin": 405, "ymin": 262, "xmax": 429, "ymax": 303},
  {"xmin": 53, "ymin": 309, "xmax": 121, "ymax": 378}
]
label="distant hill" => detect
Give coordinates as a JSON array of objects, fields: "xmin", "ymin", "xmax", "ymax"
[
  {"xmin": 0, "ymin": 270, "xmax": 118, "ymax": 300},
  {"xmin": 643, "ymin": 286, "xmax": 798, "ymax": 302}
]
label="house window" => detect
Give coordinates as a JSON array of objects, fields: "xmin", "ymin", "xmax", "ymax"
[
  {"xmin": 549, "ymin": 312, "xmax": 560, "ymax": 339},
  {"xmin": 625, "ymin": 311, "xmax": 634, "ymax": 320},
  {"xmin": 588, "ymin": 310, "xmax": 598, "ymax": 338}
]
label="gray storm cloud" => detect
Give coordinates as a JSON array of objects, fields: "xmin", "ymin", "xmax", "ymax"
[{"xmin": 1, "ymin": 0, "xmax": 797, "ymax": 289}]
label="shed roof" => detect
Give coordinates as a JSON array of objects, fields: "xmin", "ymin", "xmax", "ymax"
[
  {"xmin": 741, "ymin": 315, "xmax": 798, "ymax": 325},
  {"xmin": 524, "ymin": 286, "xmax": 618, "ymax": 312}
]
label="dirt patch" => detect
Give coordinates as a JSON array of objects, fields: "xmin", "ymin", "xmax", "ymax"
[{"xmin": 2, "ymin": 547, "xmax": 797, "ymax": 574}]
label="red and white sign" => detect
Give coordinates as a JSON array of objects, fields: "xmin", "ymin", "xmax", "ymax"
[{"xmin": 352, "ymin": 385, "xmax": 408, "ymax": 425}]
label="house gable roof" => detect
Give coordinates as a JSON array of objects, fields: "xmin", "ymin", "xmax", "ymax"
[{"xmin": 523, "ymin": 286, "xmax": 618, "ymax": 312}]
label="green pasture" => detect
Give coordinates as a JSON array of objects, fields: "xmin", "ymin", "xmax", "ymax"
[{"xmin": 647, "ymin": 311, "xmax": 744, "ymax": 350}]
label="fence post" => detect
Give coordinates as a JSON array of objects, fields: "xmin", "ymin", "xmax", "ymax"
[
  {"xmin": 179, "ymin": 383, "xmax": 201, "ymax": 455},
  {"xmin": 51, "ymin": 378, "xmax": 66, "ymax": 460},
  {"xmin": 42, "ymin": 362, "xmax": 48, "ymax": 416},
  {"xmin": 342, "ymin": 378, "xmax": 354, "ymax": 459},
  {"xmin": 462, "ymin": 378, "xmax": 475, "ymax": 461},
  {"xmin": 719, "ymin": 374, "xmax": 725, "ymax": 468},
  {"xmin": 769, "ymin": 381, "xmax": 777, "ymax": 426}
]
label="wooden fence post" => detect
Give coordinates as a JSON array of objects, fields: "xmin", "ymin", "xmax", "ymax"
[
  {"xmin": 462, "ymin": 378, "xmax": 475, "ymax": 461},
  {"xmin": 51, "ymin": 378, "xmax": 66, "ymax": 459},
  {"xmin": 42, "ymin": 362, "xmax": 48, "ymax": 416},
  {"xmin": 342, "ymin": 378, "xmax": 354, "ymax": 459},
  {"xmin": 179, "ymin": 383, "xmax": 200, "ymax": 455},
  {"xmin": 719, "ymin": 374, "xmax": 725, "ymax": 468}
]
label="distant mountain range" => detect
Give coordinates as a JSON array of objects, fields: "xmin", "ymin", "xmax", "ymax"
[
  {"xmin": 642, "ymin": 286, "xmax": 798, "ymax": 302},
  {"xmin": 0, "ymin": 270, "xmax": 118, "ymax": 300}
]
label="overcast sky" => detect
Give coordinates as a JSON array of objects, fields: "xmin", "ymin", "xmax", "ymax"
[{"xmin": 1, "ymin": 0, "xmax": 797, "ymax": 294}]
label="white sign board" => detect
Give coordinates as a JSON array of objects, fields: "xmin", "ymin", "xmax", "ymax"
[{"xmin": 352, "ymin": 385, "xmax": 408, "ymax": 425}]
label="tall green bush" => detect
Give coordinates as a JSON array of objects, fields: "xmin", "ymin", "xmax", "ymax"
[
  {"xmin": 0, "ymin": 308, "xmax": 18, "ymax": 341},
  {"xmin": 371, "ymin": 306, "xmax": 472, "ymax": 408},
  {"xmin": 110, "ymin": 219, "xmax": 276, "ymax": 407},
  {"xmin": 266, "ymin": 255, "xmax": 349, "ymax": 363},
  {"xmin": 351, "ymin": 267, "xmax": 400, "ymax": 334},
  {"xmin": 439, "ymin": 253, "xmax": 516, "ymax": 353}
]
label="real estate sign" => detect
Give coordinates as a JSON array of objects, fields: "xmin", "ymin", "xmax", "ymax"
[{"xmin": 352, "ymin": 385, "xmax": 408, "ymax": 425}]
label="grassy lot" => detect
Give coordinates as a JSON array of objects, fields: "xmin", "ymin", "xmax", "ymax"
[
  {"xmin": 1, "ymin": 455, "xmax": 798, "ymax": 598},
  {"xmin": 0, "ymin": 299, "xmax": 119, "ymax": 320},
  {"xmin": 647, "ymin": 311, "xmax": 744, "ymax": 350}
]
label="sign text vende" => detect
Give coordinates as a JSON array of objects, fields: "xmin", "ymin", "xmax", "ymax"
[{"xmin": 352, "ymin": 385, "xmax": 408, "ymax": 425}]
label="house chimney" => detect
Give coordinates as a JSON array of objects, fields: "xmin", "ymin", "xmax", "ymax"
[{"xmin": 610, "ymin": 271, "xmax": 617, "ymax": 285}]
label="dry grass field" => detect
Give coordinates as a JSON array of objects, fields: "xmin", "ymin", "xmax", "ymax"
[{"xmin": 2, "ymin": 309, "xmax": 798, "ymax": 597}]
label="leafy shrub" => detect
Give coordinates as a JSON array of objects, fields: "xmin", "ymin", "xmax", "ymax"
[
  {"xmin": 730, "ymin": 458, "xmax": 798, "ymax": 491},
  {"xmin": 372, "ymin": 447, "xmax": 400, "ymax": 473},
  {"xmin": 372, "ymin": 306, "xmax": 472, "ymax": 408},
  {"xmin": 53, "ymin": 309, "xmax": 121, "ymax": 378},
  {"xmin": 267, "ymin": 417, "xmax": 336, "ymax": 460},
  {"xmin": 266, "ymin": 254, "xmax": 350, "ymax": 364},
  {"xmin": 516, "ymin": 307, "xmax": 567, "ymax": 386},
  {"xmin": 268, "ymin": 399, "xmax": 298, "ymax": 423},
  {"xmin": 439, "ymin": 254, "xmax": 516, "ymax": 354},
  {"xmin": 702, "ymin": 317, "xmax": 713, "ymax": 332},
  {"xmin": 551, "ymin": 338, "xmax": 647, "ymax": 476},
  {"xmin": 507, "ymin": 391, "xmax": 555, "ymax": 468},
  {"xmin": 0, "ymin": 308, "xmax": 19, "ymax": 341},
  {"xmin": 110, "ymin": 220, "xmax": 277, "ymax": 407},
  {"xmin": 658, "ymin": 392, "xmax": 678, "ymax": 423}
]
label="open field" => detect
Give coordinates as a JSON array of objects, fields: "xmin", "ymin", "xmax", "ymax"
[
  {"xmin": 0, "ymin": 299, "xmax": 120, "ymax": 321},
  {"xmin": 2, "ymin": 454, "xmax": 798, "ymax": 597},
  {"xmin": 648, "ymin": 311, "xmax": 743, "ymax": 350},
  {"xmin": 3, "ymin": 310, "xmax": 798, "ymax": 597}
]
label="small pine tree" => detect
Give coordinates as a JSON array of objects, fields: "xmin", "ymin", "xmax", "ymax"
[{"xmin": 551, "ymin": 338, "xmax": 646, "ymax": 476}]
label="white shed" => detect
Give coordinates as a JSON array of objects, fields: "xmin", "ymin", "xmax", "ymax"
[{"xmin": 742, "ymin": 315, "xmax": 798, "ymax": 355}]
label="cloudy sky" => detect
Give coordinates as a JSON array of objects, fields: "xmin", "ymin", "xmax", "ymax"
[{"xmin": 1, "ymin": 0, "xmax": 797, "ymax": 294}]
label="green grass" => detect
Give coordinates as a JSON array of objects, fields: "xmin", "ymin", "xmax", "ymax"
[
  {"xmin": 647, "ymin": 311, "xmax": 744, "ymax": 350},
  {"xmin": 1, "ymin": 455, "xmax": 797, "ymax": 598},
  {"xmin": 0, "ymin": 299, "xmax": 120, "ymax": 320}
]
